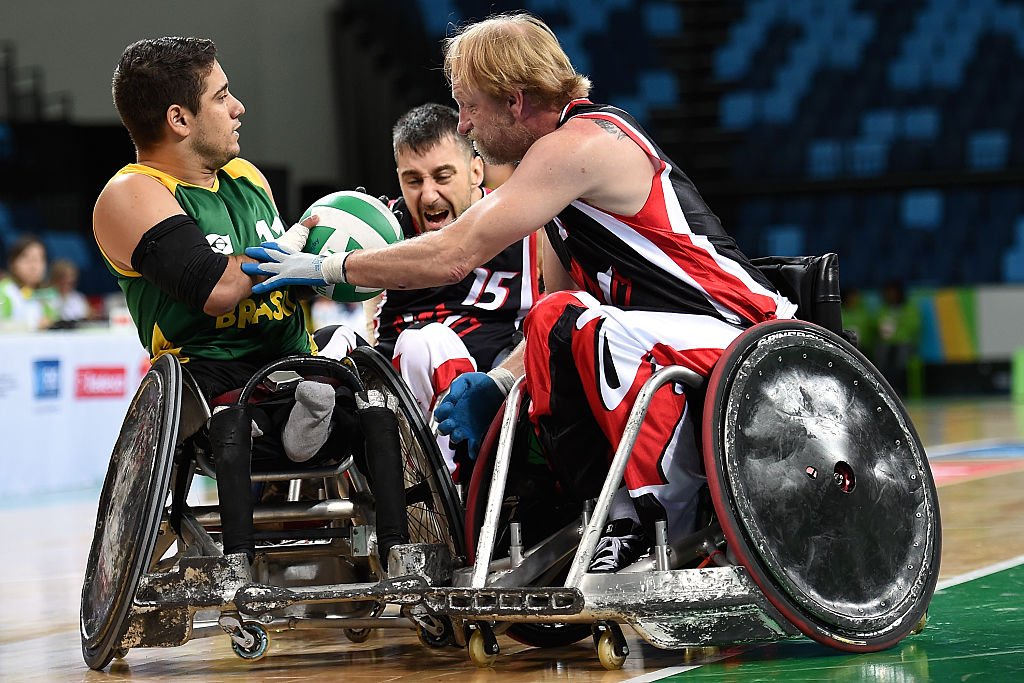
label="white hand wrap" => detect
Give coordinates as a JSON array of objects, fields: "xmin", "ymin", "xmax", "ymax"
[
  {"xmin": 320, "ymin": 251, "xmax": 352, "ymax": 285},
  {"xmin": 486, "ymin": 367, "xmax": 517, "ymax": 396},
  {"xmin": 274, "ymin": 222, "xmax": 311, "ymax": 253}
]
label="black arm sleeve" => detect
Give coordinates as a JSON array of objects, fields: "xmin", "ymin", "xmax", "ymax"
[{"xmin": 131, "ymin": 214, "xmax": 230, "ymax": 310}]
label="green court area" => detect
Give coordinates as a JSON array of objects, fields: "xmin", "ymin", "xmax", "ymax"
[{"xmin": 664, "ymin": 561, "xmax": 1024, "ymax": 682}]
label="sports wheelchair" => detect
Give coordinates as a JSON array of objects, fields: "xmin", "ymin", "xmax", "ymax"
[
  {"xmin": 442, "ymin": 253, "xmax": 941, "ymax": 669},
  {"xmin": 80, "ymin": 253, "xmax": 941, "ymax": 672},
  {"xmin": 80, "ymin": 346, "xmax": 466, "ymax": 670}
]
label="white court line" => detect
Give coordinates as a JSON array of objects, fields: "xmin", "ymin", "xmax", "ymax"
[
  {"xmin": 935, "ymin": 553, "xmax": 1024, "ymax": 591},
  {"xmin": 620, "ymin": 553, "xmax": 1024, "ymax": 681},
  {"xmin": 620, "ymin": 664, "xmax": 705, "ymax": 682},
  {"xmin": 619, "ymin": 645, "xmax": 748, "ymax": 682}
]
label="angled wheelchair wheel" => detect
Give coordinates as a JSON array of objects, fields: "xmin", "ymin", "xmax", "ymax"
[
  {"xmin": 703, "ymin": 319, "xmax": 940, "ymax": 652},
  {"xmin": 349, "ymin": 346, "xmax": 466, "ymax": 561},
  {"xmin": 80, "ymin": 354, "xmax": 181, "ymax": 670},
  {"xmin": 464, "ymin": 403, "xmax": 507, "ymax": 566}
]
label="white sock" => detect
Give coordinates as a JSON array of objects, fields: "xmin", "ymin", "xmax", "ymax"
[{"xmin": 282, "ymin": 381, "xmax": 336, "ymax": 462}]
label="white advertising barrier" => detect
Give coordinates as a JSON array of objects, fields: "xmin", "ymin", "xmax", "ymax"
[{"xmin": 0, "ymin": 330, "xmax": 151, "ymax": 499}]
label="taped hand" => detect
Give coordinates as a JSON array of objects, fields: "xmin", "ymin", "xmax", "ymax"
[
  {"xmin": 272, "ymin": 214, "xmax": 320, "ymax": 254},
  {"xmin": 433, "ymin": 372, "xmax": 507, "ymax": 460}
]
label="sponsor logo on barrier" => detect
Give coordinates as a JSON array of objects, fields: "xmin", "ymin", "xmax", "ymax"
[
  {"xmin": 76, "ymin": 367, "xmax": 127, "ymax": 398},
  {"xmin": 33, "ymin": 359, "xmax": 60, "ymax": 399}
]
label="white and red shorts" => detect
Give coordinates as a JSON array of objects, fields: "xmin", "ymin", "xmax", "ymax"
[{"xmin": 523, "ymin": 290, "xmax": 753, "ymax": 540}]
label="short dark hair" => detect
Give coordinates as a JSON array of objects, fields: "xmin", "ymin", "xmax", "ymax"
[
  {"xmin": 112, "ymin": 37, "xmax": 218, "ymax": 149},
  {"xmin": 7, "ymin": 234, "xmax": 45, "ymax": 266},
  {"xmin": 392, "ymin": 103, "xmax": 474, "ymax": 160}
]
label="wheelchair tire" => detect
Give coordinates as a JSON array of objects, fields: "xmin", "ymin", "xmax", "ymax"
[
  {"xmin": 80, "ymin": 354, "xmax": 181, "ymax": 670},
  {"xmin": 349, "ymin": 346, "xmax": 466, "ymax": 561},
  {"xmin": 463, "ymin": 402, "xmax": 506, "ymax": 565},
  {"xmin": 702, "ymin": 319, "xmax": 940, "ymax": 652}
]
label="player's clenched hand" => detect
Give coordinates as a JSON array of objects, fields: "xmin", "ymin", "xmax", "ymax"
[{"xmin": 434, "ymin": 372, "xmax": 509, "ymax": 460}]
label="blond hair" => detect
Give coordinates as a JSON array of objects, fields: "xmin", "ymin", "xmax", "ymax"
[{"xmin": 444, "ymin": 13, "xmax": 591, "ymax": 111}]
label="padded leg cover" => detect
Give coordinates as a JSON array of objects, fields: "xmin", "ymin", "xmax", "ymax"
[
  {"xmin": 209, "ymin": 405, "xmax": 255, "ymax": 561},
  {"xmin": 358, "ymin": 402, "xmax": 409, "ymax": 567}
]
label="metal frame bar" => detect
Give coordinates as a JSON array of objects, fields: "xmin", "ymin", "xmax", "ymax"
[{"xmin": 565, "ymin": 365, "xmax": 702, "ymax": 587}]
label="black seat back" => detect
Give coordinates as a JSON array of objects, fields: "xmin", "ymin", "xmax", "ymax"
[{"xmin": 750, "ymin": 253, "xmax": 843, "ymax": 336}]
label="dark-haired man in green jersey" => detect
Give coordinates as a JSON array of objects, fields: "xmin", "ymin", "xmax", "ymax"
[{"xmin": 93, "ymin": 37, "xmax": 323, "ymax": 564}]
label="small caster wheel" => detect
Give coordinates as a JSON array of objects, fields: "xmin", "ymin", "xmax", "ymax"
[
  {"xmin": 911, "ymin": 611, "xmax": 928, "ymax": 635},
  {"xmin": 113, "ymin": 648, "xmax": 128, "ymax": 660},
  {"xmin": 231, "ymin": 623, "xmax": 270, "ymax": 661},
  {"xmin": 417, "ymin": 616, "xmax": 453, "ymax": 649},
  {"xmin": 597, "ymin": 631, "xmax": 627, "ymax": 670},
  {"xmin": 593, "ymin": 621, "xmax": 628, "ymax": 671},
  {"xmin": 468, "ymin": 629, "xmax": 498, "ymax": 668},
  {"xmin": 345, "ymin": 627, "xmax": 372, "ymax": 643}
]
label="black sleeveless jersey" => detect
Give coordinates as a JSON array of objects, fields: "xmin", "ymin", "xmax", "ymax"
[
  {"xmin": 373, "ymin": 195, "xmax": 540, "ymax": 370},
  {"xmin": 545, "ymin": 100, "xmax": 795, "ymax": 326}
]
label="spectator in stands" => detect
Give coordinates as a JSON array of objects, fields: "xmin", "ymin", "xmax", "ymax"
[
  {"xmin": 874, "ymin": 279, "xmax": 921, "ymax": 396},
  {"xmin": 47, "ymin": 259, "xmax": 91, "ymax": 325},
  {"xmin": 0, "ymin": 235, "xmax": 57, "ymax": 331}
]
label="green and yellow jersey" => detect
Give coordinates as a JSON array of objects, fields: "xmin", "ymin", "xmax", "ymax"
[{"xmin": 98, "ymin": 158, "xmax": 312, "ymax": 365}]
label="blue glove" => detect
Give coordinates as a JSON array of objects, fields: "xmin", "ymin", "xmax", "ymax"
[
  {"xmin": 242, "ymin": 243, "xmax": 329, "ymax": 294},
  {"xmin": 434, "ymin": 372, "xmax": 507, "ymax": 460}
]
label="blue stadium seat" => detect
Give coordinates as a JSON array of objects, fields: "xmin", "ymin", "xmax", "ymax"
[
  {"xmin": 902, "ymin": 107, "xmax": 940, "ymax": 140},
  {"xmin": 902, "ymin": 190, "xmax": 944, "ymax": 230},
  {"xmin": 761, "ymin": 91, "xmax": 797, "ymax": 125},
  {"xmin": 761, "ymin": 224, "xmax": 806, "ymax": 257},
  {"xmin": 1003, "ymin": 248, "xmax": 1024, "ymax": 282},
  {"xmin": 848, "ymin": 138, "xmax": 889, "ymax": 176},
  {"xmin": 722, "ymin": 92, "xmax": 758, "ymax": 130},
  {"xmin": 42, "ymin": 231, "xmax": 94, "ymax": 270},
  {"xmin": 639, "ymin": 70, "xmax": 678, "ymax": 106},
  {"xmin": 643, "ymin": 2, "xmax": 682, "ymax": 37},
  {"xmin": 413, "ymin": 0, "xmax": 459, "ymax": 37},
  {"xmin": 888, "ymin": 60, "xmax": 925, "ymax": 91},
  {"xmin": 806, "ymin": 140, "xmax": 839, "ymax": 179},
  {"xmin": 861, "ymin": 109, "xmax": 899, "ymax": 140},
  {"xmin": 967, "ymin": 129, "xmax": 1009, "ymax": 170}
]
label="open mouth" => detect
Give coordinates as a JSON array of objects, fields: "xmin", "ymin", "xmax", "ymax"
[{"xmin": 423, "ymin": 208, "xmax": 451, "ymax": 230}]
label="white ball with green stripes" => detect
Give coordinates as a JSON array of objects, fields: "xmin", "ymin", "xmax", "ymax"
[{"xmin": 300, "ymin": 191, "xmax": 404, "ymax": 302}]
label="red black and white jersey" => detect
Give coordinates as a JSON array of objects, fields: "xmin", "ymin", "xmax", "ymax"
[
  {"xmin": 546, "ymin": 99, "xmax": 796, "ymax": 326},
  {"xmin": 373, "ymin": 194, "xmax": 541, "ymax": 370}
]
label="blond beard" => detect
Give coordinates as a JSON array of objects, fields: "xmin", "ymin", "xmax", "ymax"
[{"xmin": 473, "ymin": 120, "xmax": 535, "ymax": 166}]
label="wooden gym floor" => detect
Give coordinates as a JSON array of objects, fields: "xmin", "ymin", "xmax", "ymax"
[{"xmin": 2, "ymin": 397, "xmax": 1023, "ymax": 682}]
